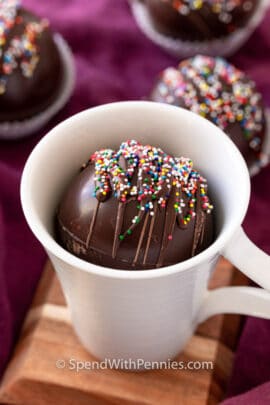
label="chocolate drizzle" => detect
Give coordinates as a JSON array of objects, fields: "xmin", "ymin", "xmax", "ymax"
[
  {"xmin": 112, "ymin": 202, "xmax": 125, "ymax": 259},
  {"xmin": 133, "ymin": 211, "xmax": 150, "ymax": 266},
  {"xmin": 143, "ymin": 201, "xmax": 157, "ymax": 265},
  {"xmin": 156, "ymin": 187, "xmax": 177, "ymax": 267},
  {"xmin": 86, "ymin": 200, "xmax": 100, "ymax": 249},
  {"xmin": 191, "ymin": 183, "xmax": 206, "ymax": 256},
  {"xmin": 82, "ymin": 140, "xmax": 214, "ymax": 268}
]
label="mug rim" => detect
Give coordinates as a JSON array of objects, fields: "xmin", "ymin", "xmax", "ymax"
[{"xmin": 20, "ymin": 101, "xmax": 251, "ymax": 280}]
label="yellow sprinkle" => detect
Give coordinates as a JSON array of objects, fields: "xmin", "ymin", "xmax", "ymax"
[
  {"xmin": 193, "ymin": 0, "xmax": 203, "ymax": 8},
  {"xmin": 201, "ymin": 103, "xmax": 207, "ymax": 110}
]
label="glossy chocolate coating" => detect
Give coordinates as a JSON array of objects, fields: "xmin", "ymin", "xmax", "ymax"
[
  {"xmin": 149, "ymin": 56, "xmax": 266, "ymax": 168},
  {"xmin": 144, "ymin": 0, "xmax": 259, "ymax": 41},
  {"xmin": 56, "ymin": 143, "xmax": 214, "ymax": 270},
  {"xmin": 0, "ymin": 8, "xmax": 63, "ymax": 122}
]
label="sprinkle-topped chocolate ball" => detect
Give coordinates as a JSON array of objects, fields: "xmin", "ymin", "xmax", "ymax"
[
  {"xmin": 150, "ymin": 56, "xmax": 266, "ymax": 167},
  {"xmin": 0, "ymin": 0, "xmax": 62, "ymax": 122},
  {"xmin": 56, "ymin": 140, "xmax": 214, "ymax": 270},
  {"xmin": 144, "ymin": 0, "xmax": 260, "ymax": 41}
]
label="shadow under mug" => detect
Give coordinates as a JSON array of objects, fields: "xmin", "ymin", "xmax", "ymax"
[{"xmin": 21, "ymin": 101, "xmax": 270, "ymax": 364}]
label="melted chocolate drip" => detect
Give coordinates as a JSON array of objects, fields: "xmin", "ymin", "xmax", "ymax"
[
  {"xmin": 56, "ymin": 141, "xmax": 215, "ymax": 270},
  {"xmin": 191, "ymin": 183, "xmax": 206, "ymax": 256},
  {"xmin": 86, "ymin": 200, "xmax": 100, "ymax": 249},
  {"xmin": 133, "ymin": 211, "xmax": 150, "ymax": 266},
  {"xmin": 143, "ymin": 202, "xmax": 157, "ymax": 265},
  {"xmin": 112, "ymin": 202, "xmax": 126, "ymax": 259},
  {"xmin": 156, "ymin": 187, "xmax": 176, "ymax": 267}
]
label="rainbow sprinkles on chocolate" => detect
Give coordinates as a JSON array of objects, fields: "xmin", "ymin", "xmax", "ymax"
[
  {"xmin": 0, "ymin": 0, "xmax": 47, "ymax": 94},
  {"xmin": 57, "ymin": 140, "xmax": 215, "ymax": 270},
  {"xmin": 150, "ymin": 55, "xmax": 266, "ymax": 167},
  {"xmin": 145, "ymin": 0, "xmax": 259, "ymax": 41},
  {"xmin": 0, "ymin": 0, "xmax": 63, "ymax": 122},
  {"xmin": 162, "ymin": 0, "xmax": 255, "ymax": 20}
]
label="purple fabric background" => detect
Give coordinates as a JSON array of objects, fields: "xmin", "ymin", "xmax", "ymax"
[{"xmin": 0, "ymin": 0, "xmax": 270, "ymax": 402}]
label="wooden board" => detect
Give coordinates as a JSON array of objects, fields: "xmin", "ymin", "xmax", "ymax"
[{"xmin": 0, "ymin": 258, "xmax": 248, "ymax": 405}]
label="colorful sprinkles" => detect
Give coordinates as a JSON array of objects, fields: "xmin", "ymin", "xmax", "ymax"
[
  {"xmin": 162, "ymin": 0, "xmax": 254, "ymax": 23},
  {"xmin": 155, "ymin": 55, "xmax": 264, "ymax": 152},
  {"xmin": 0, "ymin": 0, "xmax": 19, "ymax": 52},
  {"xmin": 0, "ymin": 0, "xmax": 48, "ymax": 94},
  {"xmin": 90, "ymin": 140, "xmax": 213, "ymax": 239}
]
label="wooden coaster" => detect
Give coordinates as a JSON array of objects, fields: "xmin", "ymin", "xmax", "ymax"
[{"xmin": 0, "ymin": 258, "xmax": 248, "ymax": 405}]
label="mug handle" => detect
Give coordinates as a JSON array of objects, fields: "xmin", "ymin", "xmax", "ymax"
[{"xmin": 197, "ymin": 226, "xmax": 270, "ymax": 324}]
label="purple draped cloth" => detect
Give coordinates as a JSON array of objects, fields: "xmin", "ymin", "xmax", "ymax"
[{"xmin": 0, "ymin": 0, "xmax": 270, "ymax": 402}]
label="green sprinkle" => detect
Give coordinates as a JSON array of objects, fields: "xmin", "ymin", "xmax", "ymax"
[
  {"xmin": 127, "ymin": 229, "xmax": 132, "ymax": 235},
  {"xmin": 152, "ymin": 195, "xmax": 157, "ymax": 200},
  {"xmin": 119, "ymin": 234, "xmax": 125, "ymax": 241}
]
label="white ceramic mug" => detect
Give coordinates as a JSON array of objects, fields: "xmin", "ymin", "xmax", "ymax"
[{"xmin": 21, "ymin": 101, "xmax": 270, "ymax": 364}]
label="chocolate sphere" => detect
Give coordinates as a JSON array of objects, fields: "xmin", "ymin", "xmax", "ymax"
[
  {"xmin": 56, "ymin": 140, "xmax": 215, "ymax": 270},
  {"xmin": 0, "ymin": 2, "xmax": 63, "ymax": 122},
  {"xmin": 144, "ymin": 0, "xmax": 259, "ymax": 41},
  {"xmin": 150, "ymin": 56, "xmax": 266, "ymax": 168}
]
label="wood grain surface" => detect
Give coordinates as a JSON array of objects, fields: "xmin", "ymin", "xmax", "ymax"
[{"xmin": 0, "ymin": 258, "xmax": 249, "ymax": 405}]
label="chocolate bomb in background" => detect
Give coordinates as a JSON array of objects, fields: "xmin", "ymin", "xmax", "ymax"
[
  {"xmin": 150, "ymin": 55, "xmax": 266, "ymax": 168},
  {"xmin": 56, "ymin": 140, "xmax": 215, "ymax": 270},
  {"xmin": 144, "ymin": 0, "xmax": 260, "ymax": 41},
  {"xmin": 0, "ymin": 0, "xmax": 62, "ymax": 122}
]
